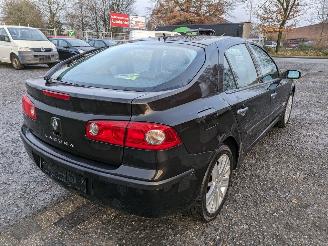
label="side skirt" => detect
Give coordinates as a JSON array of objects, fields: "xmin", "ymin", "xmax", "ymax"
[{"xmin": 246, "ymin": 116, "xmax": 281, "ymax": 152}]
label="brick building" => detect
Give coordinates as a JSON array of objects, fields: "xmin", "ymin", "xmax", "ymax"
[{"xmin": 284, "ymin": 22, "xmax": 328, "ymax": 47}]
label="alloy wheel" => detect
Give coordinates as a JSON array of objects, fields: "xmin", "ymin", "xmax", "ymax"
[{"xmin": 206, "ymin": 154, "xmax": 231, "ymax": 214}]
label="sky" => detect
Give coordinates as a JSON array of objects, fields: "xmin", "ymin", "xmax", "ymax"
[{"xmin": 134, "ymin": 0, "xmax": 315, "ymax": 27}]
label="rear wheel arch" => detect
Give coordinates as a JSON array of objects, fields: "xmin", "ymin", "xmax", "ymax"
[{"xmin": 223, "ymin": 136, "xmax": 239, "ymax": 169}]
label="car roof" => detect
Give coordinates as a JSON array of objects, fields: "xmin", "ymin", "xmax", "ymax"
[
  {"xmin": 0, "ymin": 25, "xmax": 38, "ymax": 29},
  {"xmin": 130, "ymin": 36, "xmax": 245, "ymax": 49}
]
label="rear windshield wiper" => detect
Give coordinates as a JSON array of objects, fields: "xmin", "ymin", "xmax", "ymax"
[{"xmin": 44, "ymin": 47, "xmax": 106, "ymax": 84}]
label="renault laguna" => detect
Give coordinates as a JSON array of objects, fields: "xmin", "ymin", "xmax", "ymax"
[{"xmin": 21, "ymin": 37, "xmax": 301, "ymax": 221}]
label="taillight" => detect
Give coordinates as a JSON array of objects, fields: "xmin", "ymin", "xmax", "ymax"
[
  {"xmin": 22, "ymin": 95, "xmax": 37, "ymax": 120},
  {"xmin": 86, "ymin": 121, "xmax": 128, "ymax": 146},
  {"xmin": 42, "ymin": 90, "xmax": 71, "ymax": 101},
  {"xmin": 125, "ymin": 122, "xmax": 182, "ymax": 150},
  {"xmin": 85, "ymin": 121, "xmax": 182, "ymax": 151}
]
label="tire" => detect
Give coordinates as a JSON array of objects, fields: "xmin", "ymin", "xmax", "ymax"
[
  {"xmin": 277, "ymin": 93, "xmax": 294, "ymax": 128},
  {"xmin": 11, "ymin": 54, "xmax": 24, "ymax": 70},
  {"xmin": 190, "ymin": 144, "xmax": 233, "ymax": 222}
]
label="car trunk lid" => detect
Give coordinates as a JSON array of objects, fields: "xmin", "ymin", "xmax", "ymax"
[{"xmin": 25, "ymin": 78, "xmax": 143, "ymax": 168}]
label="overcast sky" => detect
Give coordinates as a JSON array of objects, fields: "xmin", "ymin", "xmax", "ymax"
[{"xmin": 134, "ymin": 0, "xmax": 314, "ymax": 27}]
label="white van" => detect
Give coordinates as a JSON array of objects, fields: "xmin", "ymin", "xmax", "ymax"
[
  {"xmin": 129, "ymin": 30, "xmax": 181, "ymax": 40},
  {"xmin": 0, "ymin": 25, "xmax": 59, "ymax": 69}
]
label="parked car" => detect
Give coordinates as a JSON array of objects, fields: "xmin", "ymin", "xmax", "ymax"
[
  {"xmin": 0, "ymin": 25, "xmax": 59, "ymax": 69},
  {"xmin": 49, "ymin": 37, "xmax": 94, "ymax": 60},
  {"xmin": 21, "ymin": 37, "xmax": 300, "ymax": 221},
  {"xmin": 264, "ymin": 40, "xmax": 278, "ymax": 49},
  {"xmin": 87, "ymin": 38, "xmax": 117, "ymax": 48},
  {"xmin": 129, "ymin": 30, "xmax": 181, "ymax": 40}
]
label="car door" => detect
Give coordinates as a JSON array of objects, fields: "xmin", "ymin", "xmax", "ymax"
[
  {"xmin": 222, "ymin": 44, "xmax": 272, "ymax": 150},
  {"xmin": 0, "ymin": 28, "xmax": 12, "ymax": 63},
  {"xmin": 57, "ymin": 39, "xmax": 71, "ymax": 60},
  {"xmin": 249, "ymin": 44, "xmax": 289, "ymax": 121}
]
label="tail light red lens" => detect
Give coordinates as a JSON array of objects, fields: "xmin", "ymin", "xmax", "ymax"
[
  {"xmin": 85, "ymin": 121, "xmax": 182, "ymax": 151},
  {"xmin": 86, "ymin": 121, "xmax": 128, "ymax": 146},
  {"xmin": 22, "ymin": 95, "xmax": 37, "ymax": 120},
  {"xmin": 125, "ymin": 122, "xmax": 182, "ymax": 150},
  {"xmin": 42, "ymin": 90, "xmax": 71, "ymax": 101}
]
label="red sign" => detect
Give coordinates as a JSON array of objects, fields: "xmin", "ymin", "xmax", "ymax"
[{"xmin": 110, "ymin": 12, "xmax": 130, "ymax": 28}]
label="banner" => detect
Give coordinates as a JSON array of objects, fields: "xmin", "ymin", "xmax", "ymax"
[
  {"xmin": 110, "ymin": 12, "xmax": 130, "ymax": 28},
  {"xmin": 130, "ymin": 16, "xmax": 146, "ymax": 30}
]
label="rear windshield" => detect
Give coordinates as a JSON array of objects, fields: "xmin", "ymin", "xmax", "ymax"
[{"xmin": 55, "ymin": 43, "xmax": 204, "ymax": 92}]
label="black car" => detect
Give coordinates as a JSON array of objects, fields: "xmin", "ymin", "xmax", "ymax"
[
  {"xmin": 21, "ymin": 37, "xmax": 301, "ymax": 221},
  {"xmin": 49, "ymin": 38, "xmax": 94, "ymax": 60},
  {"xmin": 87, "ymin": 38, "xmax": 117, "ymax": 48}
]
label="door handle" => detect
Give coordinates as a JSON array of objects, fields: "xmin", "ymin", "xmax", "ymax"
[
  {"xmin": 237, "ymin": 107, "xmax": 249, "ymax": 117},
  {"xmin": 271, "ymin": 92, "xmax": 278, "ymax": 99}
]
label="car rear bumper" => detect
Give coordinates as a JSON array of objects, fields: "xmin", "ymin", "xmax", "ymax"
[
  {"xmin": 20, "ymin": 126, "xmax": 200, "ymax": 216},
  {"xmin": 18, "ymin": 51, "xmax": 59, "ymax": 65}
]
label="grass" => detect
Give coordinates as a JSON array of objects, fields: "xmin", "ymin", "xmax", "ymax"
[{"xmin": 267, "ymin": 47, "xmax": 328, "ymax": 57}]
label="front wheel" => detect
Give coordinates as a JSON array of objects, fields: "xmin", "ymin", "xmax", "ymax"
[
  {"xmin": 11, "ymin": 54, "xmax": 24, "ymax": 70},
  {"xmin": 190, "ymin": 145, "xmax": 233, "ymax": 222},
  {"xmin": 277, "ymin": 94, "xmax": 294, "ymax": 128}
]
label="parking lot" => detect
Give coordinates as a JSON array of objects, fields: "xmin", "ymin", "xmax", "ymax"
[{"xmin": 0, "ymin": 58, "xmax": 327, "ymax": 245}]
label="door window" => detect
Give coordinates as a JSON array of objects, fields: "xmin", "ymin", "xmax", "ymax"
[
  {"xmin": 223, "ymin": 56, "xmax": 237, "ymax": 91},
  {"xmin": 58, "ymin": 40, "xmax": 68, "ymax": 47},
  {"xmin": 225, "ymin": 44, "xmax": 258, "ymax": 88},
  {"xmin": 94, "ymin": 40, "xmax": 106, "ymax": 48},
  {"xmin": 0, "ymin": 28, "xmax": 9, "ymax": 42},
  {"xmin": 250, "ymin": 45, "xmax": 279, "ymax": 82},
  {"xmin": 50, "ymin": 39, "xmax": 58, "ymax": 46}
]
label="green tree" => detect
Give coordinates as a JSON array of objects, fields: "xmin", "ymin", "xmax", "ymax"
[{"xmin": 2, "ymin": 0, "xmax": 45, "ymax": 27}]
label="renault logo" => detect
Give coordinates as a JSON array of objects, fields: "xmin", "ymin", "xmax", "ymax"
[
  {"xmin": 41, "ymin": 47, "xmax": 45, "ymax": 52},
  {"xmin": 50, "ymin": 117, "xmax": 61, "ymax": 134}
]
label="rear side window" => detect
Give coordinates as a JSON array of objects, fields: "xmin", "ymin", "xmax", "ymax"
[
  {"xmin": 55, "ymin": 43, "xmax": 204, "ymax": 92},
  {"xmin": 225, "ymin": 44, "xmax": 257, "ymax": 88},
  {"xmin": 223, "ymin": 57, "xmax": 237, "ymax": 91},
  {"xmin": 0, "ymin": 28, "xmax": 9, "ymax": 41},
  {"xmin": 250, "ymin": 44, "xmax": 279, "ymax": 82}
]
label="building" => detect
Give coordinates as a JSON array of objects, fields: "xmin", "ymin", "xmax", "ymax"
[
  {"xmin": 156, "ymin": 22, "xmax": 252, "ymax": 39},
  {"xmin": 284, "ymin": 23, "xmax": 328, "ymax": 47}
]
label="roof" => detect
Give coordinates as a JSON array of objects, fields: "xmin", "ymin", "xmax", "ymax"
[{"xmin": 135, "ymin": 36, "xmax": 244, "ymax": 48}]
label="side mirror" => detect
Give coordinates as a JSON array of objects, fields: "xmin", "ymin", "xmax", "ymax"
[{"xmin": 286, "ymin": 70, "xmax": 301, "ymax": 79}]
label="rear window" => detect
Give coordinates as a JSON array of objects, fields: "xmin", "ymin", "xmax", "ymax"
[{"xmin": 55, "ymin": 43, "xmax": 204, "ymax": 92}]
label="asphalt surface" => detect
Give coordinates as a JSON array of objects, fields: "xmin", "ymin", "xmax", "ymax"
[{"xmin": 0, "ymin": 59, "xmax": 327, "ymax": 245}]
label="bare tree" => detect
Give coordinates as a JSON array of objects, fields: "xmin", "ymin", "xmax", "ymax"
[
  {"xmin": 1, "ymin": 0, "xmax": 45, "ymax": 27},
  {"xmin": 257, "ymin": 0, "xmax": 302, "ymax": 52},
  {"xmin": 35, "ymin": 0, "xmax": 66, "ymax": 30},
  {"xmin": 65, "ymin": 0, "xmax": 135, "ymax": 35}
]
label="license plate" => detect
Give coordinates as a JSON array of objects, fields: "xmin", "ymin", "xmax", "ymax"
[
  {"xmin": 39, "ymin": 56, "xmax": 51, "ymax": 62},
  {"xmin": 39, "ymin": 159, "xmax": 87, "ymax": 194}
]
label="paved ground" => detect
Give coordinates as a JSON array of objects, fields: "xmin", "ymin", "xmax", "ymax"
[{"xmin": 0, "ymin": 59, "xmax": 327, "ymax": 245}]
